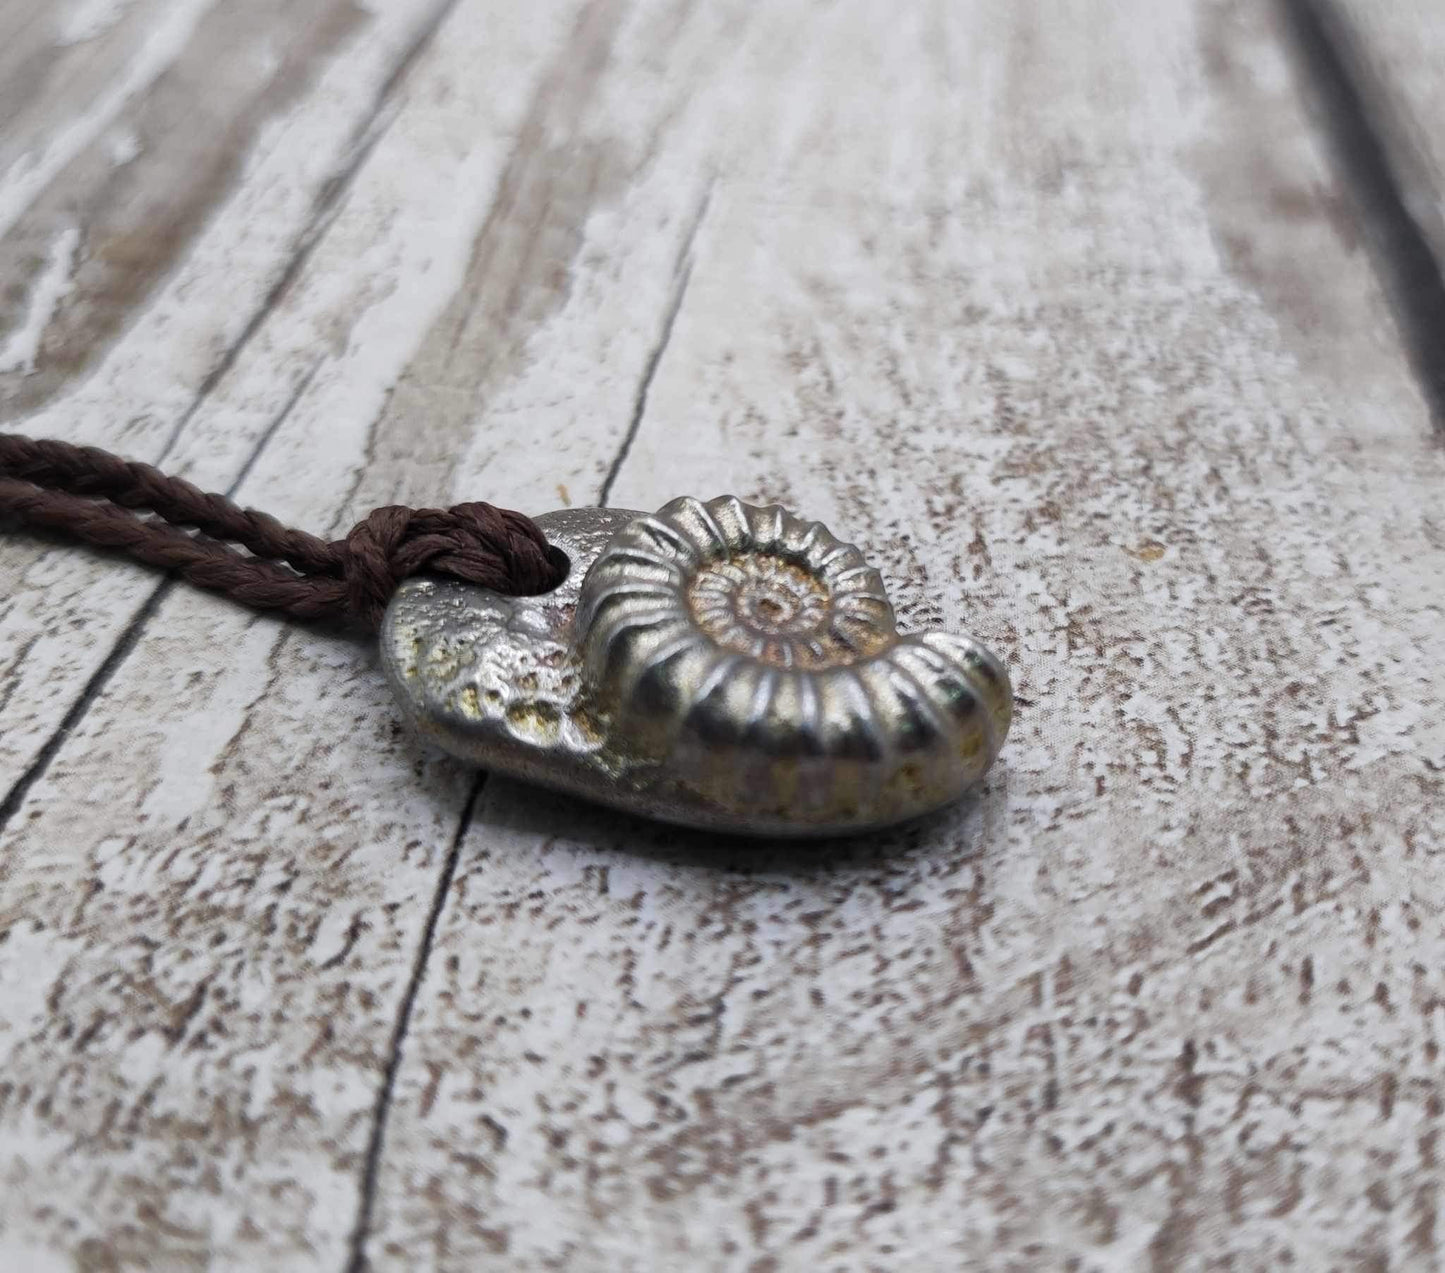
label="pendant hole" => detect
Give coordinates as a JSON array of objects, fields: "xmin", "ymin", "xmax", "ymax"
[{"xmin": 535, "ymin": 545, "xmax": 571, "ymax": 594}]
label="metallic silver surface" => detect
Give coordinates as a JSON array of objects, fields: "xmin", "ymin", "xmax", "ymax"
[{"xmin": 381, "ymin": 497, "xmax": 1012, "ymax": 836}]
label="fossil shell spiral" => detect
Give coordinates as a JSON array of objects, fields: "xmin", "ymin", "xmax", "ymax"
[
  {"xmin": 381, "ymin": 496, "xmax": 1012, "ymax": 836},
  {"xmin": 575, "ymin": 496, "xmax": 1012, "ymax": 828}
]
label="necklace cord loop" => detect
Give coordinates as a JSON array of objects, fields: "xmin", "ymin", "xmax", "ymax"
[{"xmin": 0, "ymin": 433, "xmax": 567, "ymax": 630}]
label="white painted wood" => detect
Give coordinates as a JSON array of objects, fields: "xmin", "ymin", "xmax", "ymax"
[
  {"xmin": 0, "ymin": 0, "xmax": 457, "ymax": 792},
  {"xmin": 372, "ymin": 1, "xmax": 1445, "ymax": 1269},
  {"xmin": 0, "ymin": 0, "xmax": 1441, "ymax": 1270}
]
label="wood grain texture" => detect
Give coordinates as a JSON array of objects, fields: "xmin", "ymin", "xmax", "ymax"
[
  {"xmin": 371, "ymin": 1, "xmax": 1445, "ymax": 1269},
  {"xmin": 0, "ymin": 0, "xmax": 723, "ymax": 1267},
  {"xmin": 0, "ymin": 0, "xmax": 457, "ymax": 797},
  {"xmin": 0, "ymin": 0, "xmax": 1442, "ymax": 1270}
]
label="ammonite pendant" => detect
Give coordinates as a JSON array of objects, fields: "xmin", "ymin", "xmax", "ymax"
[{"xmin": 381, "ymin": 496, "xmax": 1012, "ymax": 836}]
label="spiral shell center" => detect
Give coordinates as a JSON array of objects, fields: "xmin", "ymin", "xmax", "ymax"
[{"xmin": 688, "ymin": 553, "xmax": 843, "ymax": 666}]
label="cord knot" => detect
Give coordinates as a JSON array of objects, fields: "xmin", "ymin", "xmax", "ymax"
[{"xmin": 341, "ymin": 502, "xmax": 569, "ymax": 629}]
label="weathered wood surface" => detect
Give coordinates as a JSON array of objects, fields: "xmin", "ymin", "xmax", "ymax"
[{"xmin": 0, "ymin": 1, "xmax": 1442, "ymax": 1270}]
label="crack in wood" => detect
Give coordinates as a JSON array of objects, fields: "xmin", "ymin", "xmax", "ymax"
[
  {"xmin": 0, "ymin": 0, "xmax": 462, "ymax": 832},
  {"xmin": 343, "ymin": 776, "xmax": 484, "ymax": 1273},
  {"xmin": 0, "ymin": 0, "xmax": 467, "ymax": 833},
  {"xmin": 0, "ymin": 359, "xmax": 321, "ymax": 842},
  {"xmin": 343, "ymin": 174, "xmax": 716, "ymax": 1268},
  {"xmin": 1277, "ymin": 0, "xmax": 1445, "ymax": 432},
  {"xmin": 598, "ymin": 181, "xmax": 712, "ymax": 508},
  {"xmin": 153, "ymin": 0, "xmax": 466, "ymax": 468}
]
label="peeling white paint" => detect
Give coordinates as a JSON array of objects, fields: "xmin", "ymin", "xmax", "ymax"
[
  {"xmin": 0, "ymin": 0, "xmax": 211, "ymax": 240},
  {"xmin": 56, "ymin": 0, "xmax": 135, "ymax": 47},
  {"xmin": 106, "ymin": 126, "xmax": 142, "ymax": 167},
  {"xmin": 0, "ymin": 225, "xmax": 79, "ymax": 376}
]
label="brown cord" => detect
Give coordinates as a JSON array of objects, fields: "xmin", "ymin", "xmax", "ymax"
[{"xmin": 0, "ymin": 434, "xmax": 568, "ymax": 630}]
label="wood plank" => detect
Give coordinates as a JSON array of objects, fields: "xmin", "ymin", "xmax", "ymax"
[
  {"xmin": 365, "ymin": 1, "xmax": 1445, "ymax": 1270},
  {"xmin": 0, "ymin": 0, "xmax": 449, "ymax": 794},
  {"xmin": 0, "ymin": 0, "xmax": 1442, "ymax": 1270},
  {"xmin": 0, "ymin": 0, "xmax": 367, "ymax": 419},
  {"xmin": 0, "ymin": 0, "xmax": 724, "ymax": 1267},
  {"xmin": 1325, "ymin": 0, "xmax": 1445, "ymax": 259}
]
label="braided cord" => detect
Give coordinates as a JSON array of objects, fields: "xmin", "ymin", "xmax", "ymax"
[{"xmin": 0, "ymin": 434, "xmax": 567, "ymax": 630}]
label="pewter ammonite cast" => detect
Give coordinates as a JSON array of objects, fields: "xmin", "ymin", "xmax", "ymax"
[{"xmin": 383, "ymin": 495, "xmax": 1012, "ymax": 835}]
